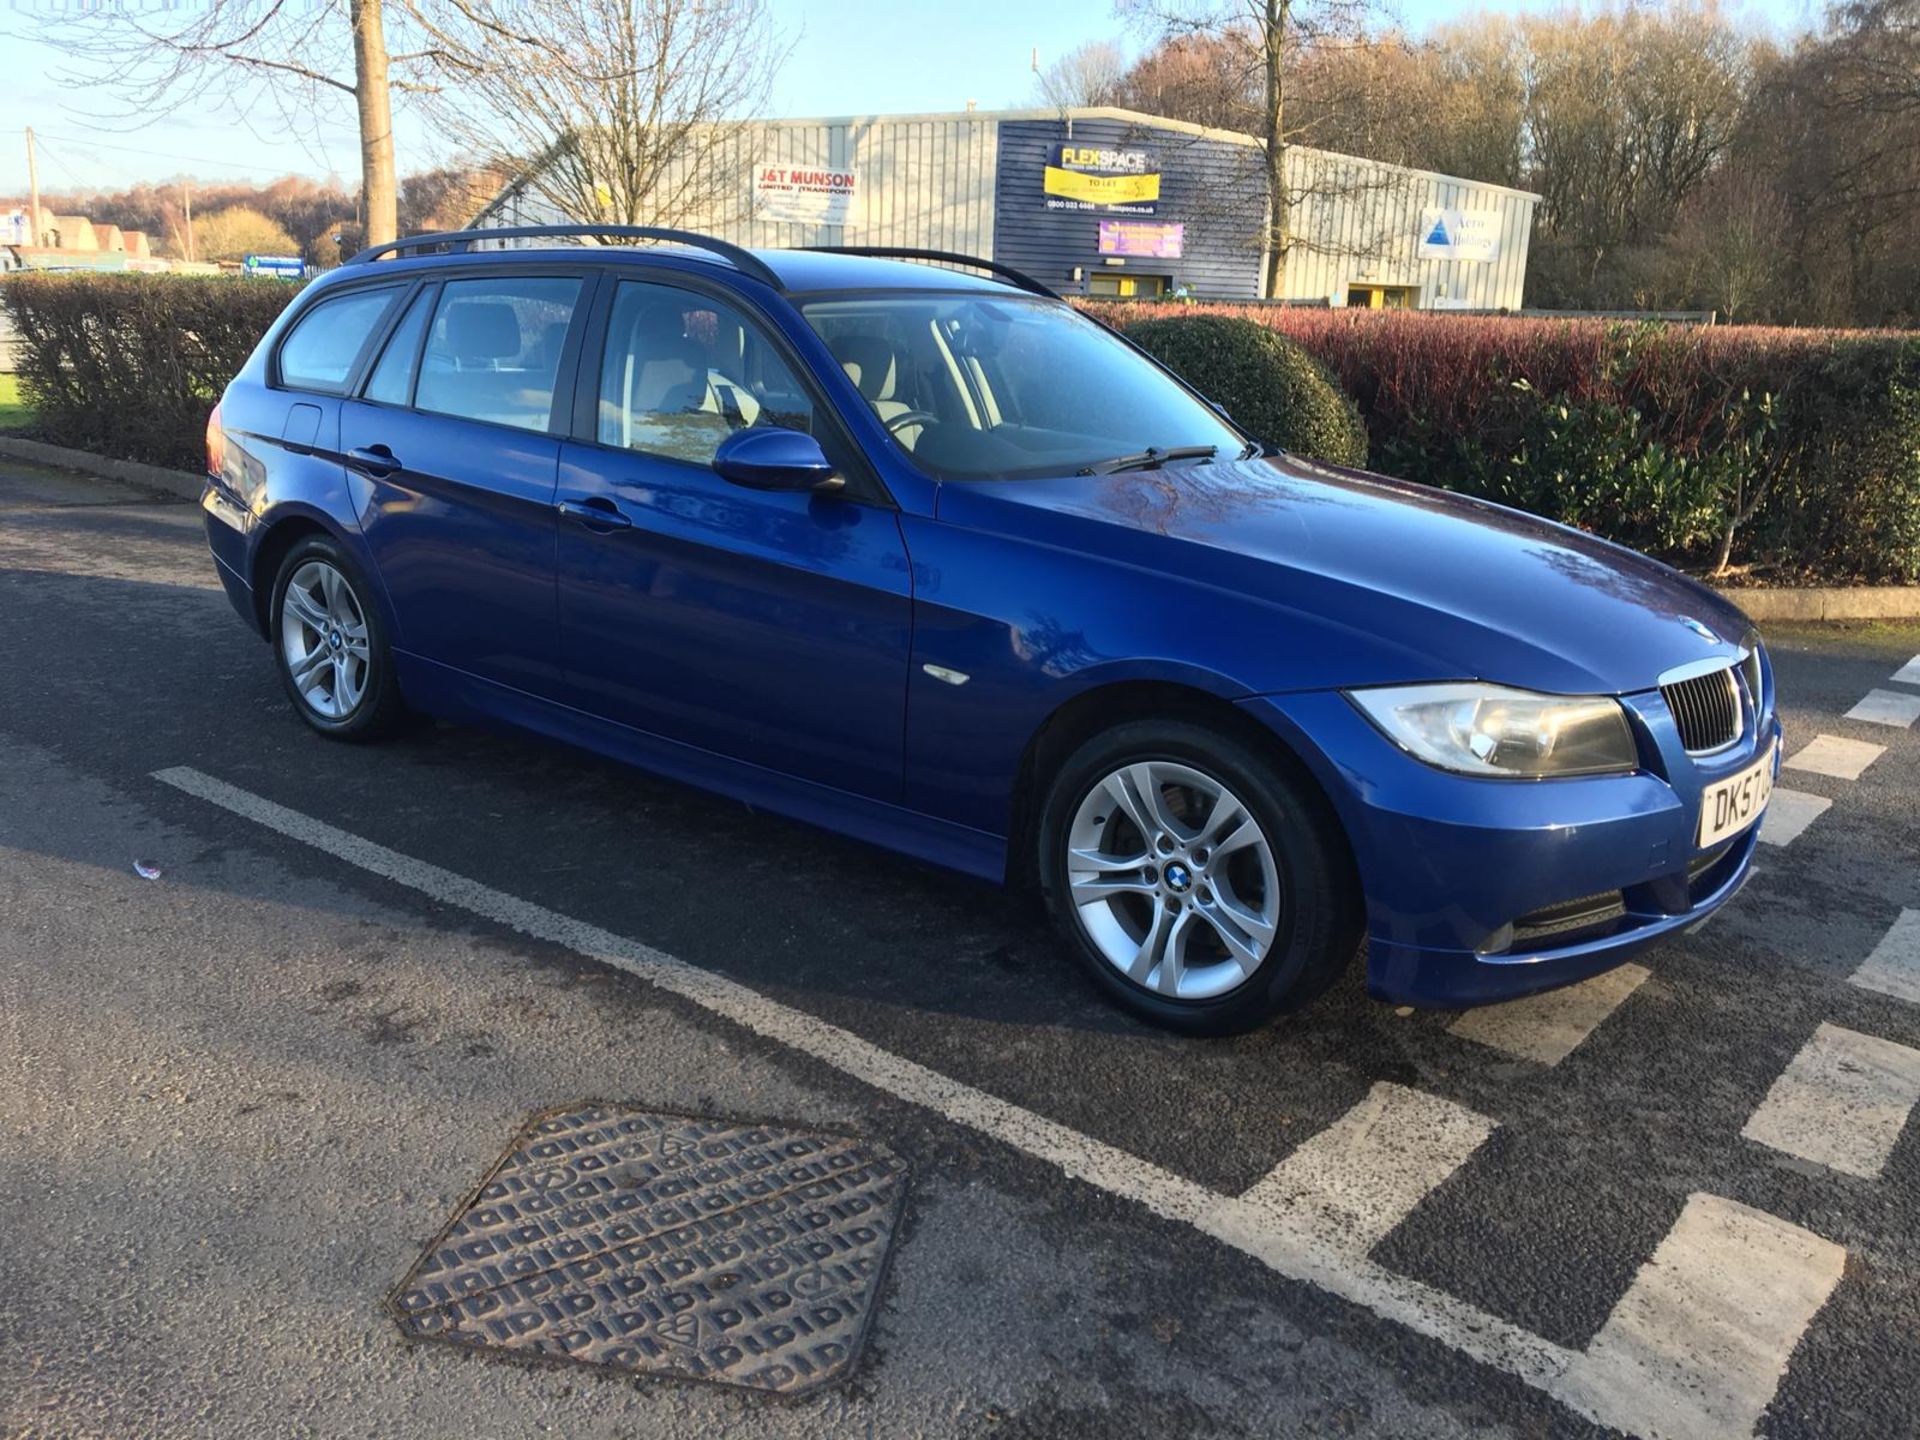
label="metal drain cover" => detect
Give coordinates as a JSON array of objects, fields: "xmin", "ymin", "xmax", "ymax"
[{"xmin": 390, "ymin": 1103, "xmax": 909, "ymax": 1396}]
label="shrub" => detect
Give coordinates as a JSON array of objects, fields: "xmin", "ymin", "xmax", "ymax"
[
  {"xmin": 1121, "ymin": 313, "xmax": 1369, "ymax": 467},
  {"xmin": 2, "ymin": 272, "xmax": 300, "ymax": 471},
  {"xmin": 1090, "ymin": 301, "xmax": 1920, "ymax": 584}
]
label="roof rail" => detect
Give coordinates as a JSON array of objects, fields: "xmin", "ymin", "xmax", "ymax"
[
  {"xmin": 799, "ymin": 246, "xmax": 1059, "ymax": 299},
  {"xmin": 346, "ymin": 225, "xmax": 784, "ymax": 289}
]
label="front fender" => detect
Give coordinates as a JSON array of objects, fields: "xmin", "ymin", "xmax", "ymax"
[{"xmin": 898, "ymin": 510, "xmax": 1413, "ymax": 835}]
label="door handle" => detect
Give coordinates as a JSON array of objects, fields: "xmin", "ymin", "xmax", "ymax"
[
  {"xmin": 346, "ymin": 444, "xmax": 400, "ymax": 479},
  {"xmin": 558, "ymin": 497, "xmax": 633, "ymax": 532}
]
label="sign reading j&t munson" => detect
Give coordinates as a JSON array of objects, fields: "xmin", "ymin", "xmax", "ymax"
[
  {"xmin": 1043, "ymin": 144, "xmax": 1160, "ymax": 215},
  {"xmin": 753, "ymin": 166, "xmax": 860, "ymax": 226},
  {"xmin": 1417, "ymin": 207, "xmax": 1502, "ymax": 263}
]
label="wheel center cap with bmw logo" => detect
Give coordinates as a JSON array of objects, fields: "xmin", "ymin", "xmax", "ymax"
[{"xmin": 1164, "ymin": 862, "xmax": 1193, "ymax": 893}]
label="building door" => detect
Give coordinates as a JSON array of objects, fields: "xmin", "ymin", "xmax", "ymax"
[{"xmin": 1345, "ymin": 284, "xmax": 1419, "ymax": 310}]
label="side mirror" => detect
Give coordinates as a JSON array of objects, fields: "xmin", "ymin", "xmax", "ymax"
[{"xmin": 712, "ymin": 427, "xmax": 843, "ymax": 493}]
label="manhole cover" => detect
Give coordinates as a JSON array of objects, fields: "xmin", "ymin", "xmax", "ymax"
[{"xmin": 390, "ymin": 1103, "xmax": 909, "ymax": 1396}]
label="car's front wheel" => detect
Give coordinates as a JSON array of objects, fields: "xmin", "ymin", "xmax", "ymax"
[
  {"xmin": 1038, "ymin": 719, "xmax": 1361, "ymax": 1035},
  {"xmin": 271, "ymin": 535, "xmax": 405, "ymax": 740}
]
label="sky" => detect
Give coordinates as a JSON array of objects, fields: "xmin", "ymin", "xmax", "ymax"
[{"xmin": 0, "ymin": 0, "xmax": 1822, "ymax": 198}]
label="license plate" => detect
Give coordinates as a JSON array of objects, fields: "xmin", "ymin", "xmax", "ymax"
[{"xmin": 1697, "ymin": 744, "xmax": 1775, "ymax": 849}]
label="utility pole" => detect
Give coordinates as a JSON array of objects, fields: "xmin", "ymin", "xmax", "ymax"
[
  {"xmin": 181, "ymin": 181, "xmax": 194, "ymax": 263},
  {"xmin": 24, "ymin": 126, "xmax": 41, "ymax": 247}
]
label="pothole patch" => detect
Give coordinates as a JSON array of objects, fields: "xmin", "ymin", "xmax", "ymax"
[{"xmin": 390, "ymin": 1102, "xmax": 909, "ymax": 1396}]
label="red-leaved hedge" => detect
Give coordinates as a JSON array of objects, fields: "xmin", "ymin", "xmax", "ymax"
[{"xmin": 1089, "ymin": 302, "xmax": 1920, "ymax": 584}]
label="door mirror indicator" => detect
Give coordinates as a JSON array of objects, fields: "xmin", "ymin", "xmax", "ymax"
[{"xmin": 712, "ymin": 428, "xmax": 844, "ymax": 493}]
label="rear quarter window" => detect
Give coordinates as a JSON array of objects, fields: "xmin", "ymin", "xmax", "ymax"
[{"xmin": 276, "ymin": 286, "xmax": 402, "ymax": 393}]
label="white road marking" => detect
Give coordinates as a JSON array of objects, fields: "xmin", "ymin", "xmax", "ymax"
[
  {"xmin": 1783, "ymin": 734, "xmax": 1885, "ymax": 781},
  {"xmin": 1551, "ymin": 1194, "xmax": 1846, "ymax": 1440},
  {"xmin": 1844, "ymin": 689, "xmax": 1920, "ymax": 728},
  {"xmin": 1852, "ymin": 909, "xmax": 1920, "ymax": 1006},
  {"xmin": 1221, "ymin": 1084, "xmax": 1493, "ymax": 1256},
  {"xmin": 1447, "ymin": 964, "xmax": 1649, "ymax": 1066},
  {"xmin": 1741, "ymin": 1022, "xmax": 1920, "ymax": 1178},
  {"xmin": 1759, "ymin": 788, "xmax": 1831, "ymax": 846},
  {"xmin": 155, "ymin": 766, "xmax": 1845, "ymax": 1435},
  {"xmin": 1890, "ymin": 655, "xmax": 1920, "ymax": 687}
]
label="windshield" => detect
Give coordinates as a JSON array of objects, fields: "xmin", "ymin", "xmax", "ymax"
[{"xmin": 799, "ymin": 293, "xmax": 1247, "ymax": 480}]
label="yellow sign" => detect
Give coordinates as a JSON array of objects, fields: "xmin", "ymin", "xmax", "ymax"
[{"xmin": 1042, "ymin": 165, "xmax": 1162, "ymax": 207}]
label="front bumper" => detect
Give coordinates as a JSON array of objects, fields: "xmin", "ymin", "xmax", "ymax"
[{"xmin": 1241, "ymin": 682, "xmax": 1780, "ymax": 1008}]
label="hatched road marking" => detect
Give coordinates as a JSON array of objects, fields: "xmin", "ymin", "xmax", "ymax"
[
  {"xmin": 1447, "ymin": 964, "xmax": 1650, "ymax": 1066},
  {"xmin": 1845, "ymin": 689, "xmax": 1920, "ymax": 728},
  {"xmin": 1852, "ymin": 909, "xmax": 1920, "ymax": 1007},
  {"xmin": 1890, "ymin": 655, "xmax": 1920, "ymax": 687},
  {"xmin": 1759, "ymin": 788, "xmax": 1832, "ymax": 846},
  {"xmin": 153, "ymin": 765, "xmax": 1846, "ymax": 1438},
  {"xmin": 1551, "ymin": 1194, "xmax": 1847, "ymax": 1440},
  {"xmin": 1742, "ymin": 1022, "xmax": 1920, "ymax": 1178},
  {"xmin": 1784, "ymin": 734, "xmax": 1886, "ymax": 781},
  {"xmin": 1222, "ymin": 1083, "xmax": 1493, "ymax": 1255}
]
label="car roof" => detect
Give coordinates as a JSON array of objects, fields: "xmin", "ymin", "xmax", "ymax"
[{"xmin": 327, "ymin": 242, "xmax": 1037, "ymax": 300}]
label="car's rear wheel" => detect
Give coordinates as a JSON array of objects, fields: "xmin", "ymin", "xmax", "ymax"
[
  {"xmin": 1037, "ymin": 719, "xmax": 1360, "ymax": 1035},
  {"xmin": 271, "ymin": 535, "xmax": 405, "ymax": 740}
]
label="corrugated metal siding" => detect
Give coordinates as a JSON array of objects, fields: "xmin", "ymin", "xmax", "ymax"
[
  {"xmin": 991, "ymin": 117, "xmax": 1267, "ymax": 299},
  {"xmin": 1282, "ymin": 147, "xmax": 1535, "ymax": 309},
  {"xmin": 477, "ymin": 119, "xmax": 996, "ymax": 255}
]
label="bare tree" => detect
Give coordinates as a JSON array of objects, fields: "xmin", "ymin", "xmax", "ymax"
[
  {"xmin": 1034, "ymin": 40, "xmax": 1130, "ymax": 109},
  {"xmin": 415, "ymin": 0, "xmax": 785, "ymax": 230},
  {"xmin": 1126, "ymin": 0, "xmax": 1393, "ymax": 297},
  {"xmin": 1520, "ymin": 4, "xmax": 1753, "ymax": 297},
  {"xmin": 23, "ymin": 0, "xmax": 434, "ymax": 245}
]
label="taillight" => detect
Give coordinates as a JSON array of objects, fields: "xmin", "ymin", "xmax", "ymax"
[{"xmin": 205, "ymin": 402, "xmax": 226, "ymax": 478}]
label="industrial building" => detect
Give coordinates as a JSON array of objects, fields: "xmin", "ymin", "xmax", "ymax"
[{"xmin": 476, "ymin": 106, "xmax": 1539, "ymax": 310}]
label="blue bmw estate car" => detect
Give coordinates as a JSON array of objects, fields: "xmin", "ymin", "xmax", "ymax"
[{"xmin": 203, "ymin": 226, "xmax": 1778, "ymax": 1034}]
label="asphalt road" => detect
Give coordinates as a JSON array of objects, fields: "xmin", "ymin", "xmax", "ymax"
[{"xmin": 4, "ymin": 461, "xmax": 1919, "ymax": 1439}]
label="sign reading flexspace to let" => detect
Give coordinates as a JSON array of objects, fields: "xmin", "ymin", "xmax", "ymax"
[
  {"xmin": 1417, "ymin": 207, "xmax": 1502, "ymax": 263},
  {"xmin": 1044, "ymin": 145, "xmax": 1160, "ymax": 215},
  {"xmin": 753, "ymin": 165, "xmax": 859, "ymax": 226}
]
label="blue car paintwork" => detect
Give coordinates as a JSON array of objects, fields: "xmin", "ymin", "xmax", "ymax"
[
  {"xmin": 205, "ymin": 244, "xmax": 1770, "ymax": 1009},
  {"xmin": 553, "ymin": 441, "xmax": 914, "ymax": 800}
]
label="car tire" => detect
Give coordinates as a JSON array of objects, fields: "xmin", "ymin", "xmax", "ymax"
[
  {"xmin": 1037, "ymin": 718, "xmax": 1361, "ymax": 1035},
  {"xmin": 270, "ymin": 534, "xmax": 406, "ymax": 741}
]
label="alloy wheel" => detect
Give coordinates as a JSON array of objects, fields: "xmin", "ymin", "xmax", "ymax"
[
  {"xmin": 280, "ymin": 559, "xmax": 371, "ymax": 720},
  {"xmin": 1064, "ymin": 760, "xmax": 1283, "ymax": 1000}
]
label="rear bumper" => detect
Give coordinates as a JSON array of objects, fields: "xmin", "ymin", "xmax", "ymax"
[{"xmin": 1240, "ymin": 687, "xmax": 1779, "ymax": 1008}]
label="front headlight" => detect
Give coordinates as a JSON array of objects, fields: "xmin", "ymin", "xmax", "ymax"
[{"xmin": 1347, "ymin": 682, "xmax": 1637, "ymax": 778}]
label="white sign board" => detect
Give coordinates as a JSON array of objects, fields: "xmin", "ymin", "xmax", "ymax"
[
  {"xmin": 2, "ymin": 210, "xmax": 28, "ymax": 246},
  {"xmin": 1418, "ymin": 207, "xmax": 1502, "ymax": 263},
  {"xmin": 753, "ymin": 165, "xmax": 859, "ymax": 226}
]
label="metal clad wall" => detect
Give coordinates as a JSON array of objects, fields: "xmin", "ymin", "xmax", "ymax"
[
  {"xmin": 1282, "ymin": 147, "xmax": 1536, "ymax": 309},
  {"xmin": 481, "ymin": 119, "xmax": 996, "ymax": 255},
  {"xmin": 992, "ymin": 117, "xmax": 1267, "ymax": 298}
]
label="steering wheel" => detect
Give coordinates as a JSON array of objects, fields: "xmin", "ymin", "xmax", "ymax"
[{"xmin": 884, "ymin": 409, "xmax": 941, "ymax": 436}]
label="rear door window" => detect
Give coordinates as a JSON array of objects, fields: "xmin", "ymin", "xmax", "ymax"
[
  {"xmin": 276, "ymin": 286, "xmax": 402, "ymax": 393},
  {"xmin": 414, "ymin": 276, "xmax": 582, "ymax": 433},
  {"xmin": 361, "ymin": 285, "xmax": 435, "ymax": 407}
]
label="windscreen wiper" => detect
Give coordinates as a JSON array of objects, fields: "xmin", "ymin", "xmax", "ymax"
[{"xmin": 1078, "ymin": 444, "xmax": 1219, "ymax": 476}]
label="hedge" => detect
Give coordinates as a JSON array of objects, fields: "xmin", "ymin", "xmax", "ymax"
[
  {"xmin": 2, "ymin": 273, "xmax": 301, "ymax": 471},
  {"xmin": 1091, "ymin": 302, "xmax": 1920, "ymax": 585},
  {"xmin": 1123, "ymin": 314, "xmax": 1369, "ymax": 467}
]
